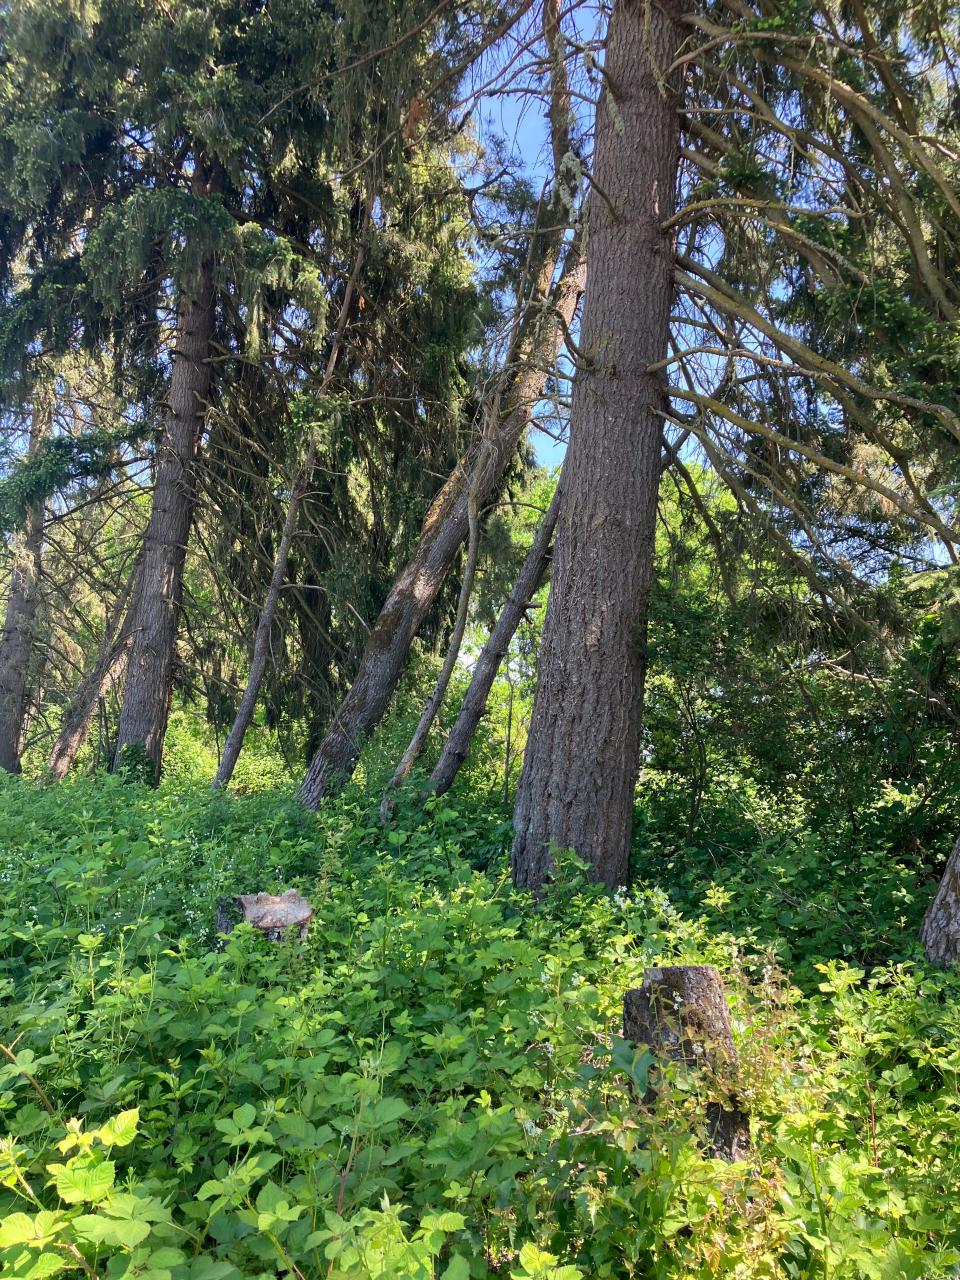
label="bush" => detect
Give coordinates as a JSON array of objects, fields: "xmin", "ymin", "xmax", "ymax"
[{"xmin": 1, "ymin": 773, "xmax": 959, "ymax": 1278}]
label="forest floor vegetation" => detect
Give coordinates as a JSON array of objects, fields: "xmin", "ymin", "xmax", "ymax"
[{"xmin": 1, "ymin": 739, "xmax": 959, "ymax": 1279}]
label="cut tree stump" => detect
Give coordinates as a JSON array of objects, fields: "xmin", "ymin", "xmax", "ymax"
[
  {"xmin": 623, "ymin": 964, "xmax": 750, "ymax": 1162},
  {"xmin": 216, "ymin": 890, "xmax": 313, "ymax": 942}
]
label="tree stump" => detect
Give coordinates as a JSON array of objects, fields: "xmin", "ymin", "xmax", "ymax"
[
  {"xmin": 216, "ymin": 890, "xmax": 313, "ymax": 942},
  {"xmin": 623, "ymin": 964, "xmax": 750, "ymax": 1162}
]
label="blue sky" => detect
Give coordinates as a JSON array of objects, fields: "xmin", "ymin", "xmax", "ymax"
[{"xmin": 474, "ymin": 83, "xmax": 568, "ymax": 469}]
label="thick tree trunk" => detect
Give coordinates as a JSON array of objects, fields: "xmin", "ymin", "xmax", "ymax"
[
  {"xmin": 296, "ymin": 241, "xmax": 584, "ymax": 809},
  {"xmin": 0, "ymin": 396, "xmax": 51, "ymax": 774},
  {"xmin": 113, "ymin": 262, "xmax": 216, "ymax": 781},
  {"xmin": 511, "ymin": 0, "xmax": 689, "ymax": 891},
  {"xmin": 47, "ymin": 568, "xmax": 137, "ymax": 780},
  {"xmin": 920, "ymin": 836, "xmax": 960, "ymax": 967},
  {"xmin": 428, "ymin": 483, "xmax": 561, "ymax": 797}
]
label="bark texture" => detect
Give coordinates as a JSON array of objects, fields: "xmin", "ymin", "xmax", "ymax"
[
  {"xmin": 428, "ymin": 483, "xmax": 561, "ymax": 797},
  {"xmin": 0, "ymin": 397, "xmax": 50, "ymax": 773},
  {"xmin": 113, "ymin": 261, "xmax": 216, "ymax": 780},
  {"xmin": 623, "ymin": 965, "xmax": 750, "ymax": 1163},
  {"xmin": 296, "ymin": 241, "xmax": 584, "ymax": 809},
  {"xmin": 47, "ymin": 569, "xmax": 137, "ymax": 780},
  {"xmin": 920, "ymin": 836, "xmax": 960, "ymax": 967},
  {"xmin": 511, "ymin": 0, "xmax": 688, "ymax": 891}
]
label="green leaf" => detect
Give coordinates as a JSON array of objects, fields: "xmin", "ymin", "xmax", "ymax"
[
  {"xmin": 73, "ymin": 1215, "xmax": 151, "ymax": 1249},
  {"xmin": 0, "ymin": 1214, "xmax": 62, "ymax": 1248},
  {"xmin": 420, "ymin": 1212, "xmax": 466, "ymax": 1233},
  {"xmin": 98, "ymin": 1108, "xmax": 140, "ymax": 1148},
  {"xmin": 187, "ymin": 1262, "xmax": 241, "ymax": 1280},
  {"xmin": 232, "ymin": 1103, "xmax": 256, "ymax": 1129},
  {"xmin": 10, "ymin": 1250, "xmax": 66, "ymax": 1280},
  {"xmin": 50, "ymin": 1159, "xmax": 115, "ymax": 1205},
  {"xmin": 442, "ymin": 1257, "xmax": 471, "ymax": 1280}
]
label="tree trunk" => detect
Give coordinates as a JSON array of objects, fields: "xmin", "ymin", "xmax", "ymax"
[
  {"xmin": 296, "ymin": 239, "xmax": 584, "ymax": 809},
  {"xmin": 113, "ymin": 260, "xmax": 216, "ymax": 782},
  {"xmin": 920, "ymin": 836, "xmax": 960, "ymax": 967},
  {"xmin": 511, "ymin": 0, "xmax": 688, "ymax": 892},
  {"xmin": 212, "ymin": 205, "xmax": 370, "ymax": 792},
  {"xmin": 211, "ymin": 475, "xmax": 302, "ymax": 790},
  {"xmin": 623, "ymin": 965, "xmax": 750, "ymax": 1162},
  {"xmin": 428, "ymin": 483, "xmax": 561, "ymax": 797},
  {"xmin": 380, "ymin": 488, "xmax": 481, "ymax": 818},
  {"xmin": 47, "ymin": 567, "xmax": 138, "ymax": 780},
  {"xmin": 0, "ymin": 396, "xmax": 51, "ymax": 774}
]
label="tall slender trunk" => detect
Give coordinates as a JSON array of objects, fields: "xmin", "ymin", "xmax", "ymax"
[
  {"xmin": 113, "ymin": 253, "xmax": 216, "ymax": 781},
  {"xmin": 212, "ymin": 207, "xmax": 370, "ymax": 791},
  {"xmin": 296, "ymin": 239, "xmax": 584, "ymax": 809},
  {"xmin": 0, "ymin": 393, "xmax": 51, "ymax": 773},
  {"xmin": 511, "ymin": 0, "xmax": 689, "ymax": 892},
  {"xmin": 428, "ymin": 482, "xmax": 561, "ymax": 797},
  {"xmin": 380, "ymin": 487, "xmax": 481, "ymax": 817},
  {"xmin": 211, "ymin": 481, "xmax": 301, "ymax": 790},
  {"xmin": 47, "ymin": 566, "xmax": 138, "ymax": 780},
  {"xmin": 920, "ymin": 836, "xmax": 960, "ymax": 967}
]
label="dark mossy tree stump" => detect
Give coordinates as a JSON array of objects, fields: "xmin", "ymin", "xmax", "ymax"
[
  {"xmin": 216, "ymin": 890, "xmax": 313, "ymax": 942},
  {"xmin": 623, "ymin": 964, "xmax": 750, "ymax": 1162}
]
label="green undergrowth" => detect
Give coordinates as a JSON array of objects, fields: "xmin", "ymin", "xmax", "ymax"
[{"xmin": 1, "ymin": 772, "xmax": 960, "ymax": 1279}]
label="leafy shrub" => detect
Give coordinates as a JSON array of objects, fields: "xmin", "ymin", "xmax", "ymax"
[{"xmin": 1, "ymin": 773, "xmax": 960, "ymax": 1277}]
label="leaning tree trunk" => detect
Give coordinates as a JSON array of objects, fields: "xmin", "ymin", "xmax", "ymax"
[
  {"xmin": 113, "ymin": 260, "xmax": 216, "ymax": 781},
  {"xmin": 296, "ymin": 239, "xmax": 584, "ymax": 809},
  {"xmin": 47, "ymin": 566, "xmax": 138, "ymax": 780},
  {"xmin": 920, "ymin": 836, "xmax": 960, "ymax": 967},
  {"xmin": 511, "ymin": 0, "xmax": 689, "ymax": 892},
  {"xmin": 0, "ymin": 394, "xmax": 51, "ymax": 774},
  {"xmin": 380, "ymin": 488, "xmax": 482, "ymax": 818},
  {"xmin": 428, "ymin": 483, "xmax": 561, "ymax": 797}
]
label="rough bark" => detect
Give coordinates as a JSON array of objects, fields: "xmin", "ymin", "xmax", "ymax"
[
  {"xmin": 113, "ymin": 257, "xmax": 216, "ymax": 781},
  {"xmin": 623, "ymin": 965, "xmax": 750, "ymax": 1162},
  {"xmin": 46, "ymin": 568, "xmax": 138, "ymax": 780},
  {"xmin": 296, "ymin": 240, "xmax": 585, "ymax": 809},
  {"xmin": 511, "ymin": 0, "xmax": 689, "ymax": 891},
  {"xmin": 428, "ymin": 483, "xmax": 561, "ymax": 797},
  {"xmin": 920, "ymin": 836, "xmax": 960, "ymax": 967},
  {"xmin": 0, "ymin": 396, "xmax": 51, "ymax": 773}
]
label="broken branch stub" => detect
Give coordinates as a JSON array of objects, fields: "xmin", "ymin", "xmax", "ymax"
[
  {"xmin": 216, "ymin": 889, "xmax": 313, "ymax": 942},
  {"xmin": 623, "ymin": 964, "xmax": 750, "ymax": 1162}
]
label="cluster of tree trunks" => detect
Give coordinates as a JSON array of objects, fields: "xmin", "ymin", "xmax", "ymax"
[
  {"xmin": 5, "ymin": 0, "xmax": 960, "ymax": 974},
  {"xmin": 296, "ymin": 232, "xmax": 584, "ymax": 809},
  {"xmin": 427, "ymin": 482, "xmax": 561, "ymax": 797}
]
